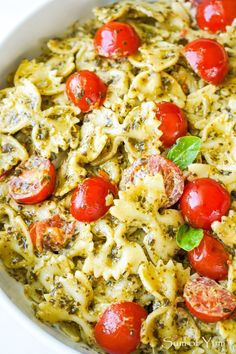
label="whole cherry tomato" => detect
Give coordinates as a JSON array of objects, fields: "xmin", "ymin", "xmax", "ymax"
[
  {"xmin": 122, "ymin": 155, "xmax": 184, "ymax": 208},
  {"xmin": 70, "ymin": 176, "xmax": 118, "ymax": 222},
  {"xmin": 66, "ymin": 70, "xmax": 107, "ymax": 113},
  {"xmin": 184, "ymin": 38, "xmax": 229, "ymax": 85},
  {"xmin": 29, "ymin": 215, "xmax": 75, "ymax": 252},
  {"xmin": 196, "ymin": 0, "xmax": 236, "ymax": 33},
  {"xmin": 8, "ymin": 156, "xmax": 56, "ymax": 204},
  {"xmin": 94, "ymin": 22, "xmax": 141, "ymax": 58},
  {"xmin": 156, "ymin": 102, "xmax": 188, "ymax": 148},
  {"xmin": 184, "ymin": 276, "xmax": 236, "ymax": 322},
  {"xmin": 180, "ymin": 178, "xmax": 230, "ymax": 230},
  {"xmin": 188, "ymin": 232, "xmax": 230, "ymax": 280},
  {"xmin": 95, "ymin": 302, "xmax": 147, "ymax": 354}
]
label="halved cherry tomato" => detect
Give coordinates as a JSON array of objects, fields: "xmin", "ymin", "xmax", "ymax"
[
  {"xmin": 66, "ymin": 70, "xmax": 107, "ymax": 113},
  {"xmin": 180, "ymin": 178, "xmax": 230, "ymax": 229},
  {"xmin": 188, "ymin": 232, "xmax": 230, "ymax": 280},
  {"xmin": 94, "ymin": 22, "xmax": 141, "ymax": 58},
  {"xmin": 8, "ymin": 156, "xmax": 56, "ymax": 204},
  {"xmin": 122, "ymin": 155, "xmax": 184, "ymax": 208},
  {"xmin": 70, "ymin": 176, "xmax": 118, "ymax": 222},
  {"xmin": 184, "ymin": 276, "xmax": 236, "ymax": 322},
  {"xmin": 95, "ymin": 302, "xmax": 147, "ymax": 354},
  {"xmin": 156, "ymin": 102, "xmax": 188, "ymax": 148},
  {"xmin": 184, "ymin": 38, "xmax": 229, "ymax": 85},
  {"xmin": 196, "ymin": 0, "xmax": 236, "ymax": 33},
  {"xmin": 29, "ymin": 214, "xmax": 75, "ymax": 252}
]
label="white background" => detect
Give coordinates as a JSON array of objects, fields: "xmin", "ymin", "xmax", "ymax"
[{"xmin": 0, "ymin": 3, "xmax": 62, "ymax": 354}]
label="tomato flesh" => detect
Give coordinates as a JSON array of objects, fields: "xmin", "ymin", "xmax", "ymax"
[
  {"xmin": 156, "ymin": 102, "xmax": 188, "ymax": 148},
  {"xmin": 70, "ymin": 176, "xmax": 118, "ymax": 222},
  {"xmin": 184, "ymin": 38, "xmax": 229, "ymax": 85},
  {"xmin": 184, "ymin": 276, "xmax": 236, "ymax": 322},
  {"xmin": 29, "ymin": 215, "xmax": 75, "ymax": 252},
  {"xmin": 66, "ymin": 70, "xmax": 107, "ymax": 113},
  {"xmin": 8, "ymin": 156, "xmax": 56, "ymax": 204},
  {"xmin": 188, "ymin": 232, "xmax": 229, "ymax": 280},
  {"xmin": 196, "ymin": 0, "xmax": 236, "ymax": 33},
  {"xmin": 94, "ymin": 22, "xmax": 141, "ymax": 58},
  {"xmin": 95, "ymin": 302, "xmax": 147, "ymax": 354},
  {"xmin": 122, "ymin": 155, "xmax": 184, "ymax": 208},
  {"xmin": 180, "ymin": 178, "xmax": 230, "ymax": 229}
]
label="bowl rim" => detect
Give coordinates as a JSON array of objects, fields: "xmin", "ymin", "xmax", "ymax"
[{"xmin": 0, "ymin": 286, "xmax": 79, "ymax": 354}]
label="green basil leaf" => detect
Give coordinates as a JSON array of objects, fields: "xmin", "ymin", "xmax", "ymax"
[
  {"xmin": 167, "ymin": 136, "xmax": 201, "ymax": 170},
  {"xmin": 176, "ymin": 224, "xmax": 204, "ymax": 251}
]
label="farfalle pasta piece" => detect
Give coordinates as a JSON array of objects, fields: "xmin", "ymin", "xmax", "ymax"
[
  {"xmin": 139, "ymin": 260, "xmax": 190, "ymax": 304},
  {"xmin": 31, "ymin": 106, "xmax": 80, "ymax": 158},
  {"xmin": 99, "ymin": 65, "xmax": 133, "ymax": 116},
  {"xmin": 212, "ymin": 211, "xmax": 236, "ymax": 247},
  {"xmin": 75, "ymin": 37, "xmax": 98, "ymax": 71},
  {"xmin": 48, "ymin": 37, "xmax": 81, "ymax": 54},
  {"xmin": 201, "ymin": 113, "xmax": 236, "ymax": 172},
  {"xmin": 122, "ymin": 101, "xmax": 162, "ymax": 159},
  {"xmin": 14, "ymin": 55, "xmax": 74, "ymax": 95},
  {"xmin": 141, "ymin": 307, "xmax": 200, "ymax": 350},
  {"xmin": 185, "ymin": 85, "xmax": 218, "ymax": 131},
  {"xmin": 130, "ymin": 41, "xmax": 180, "ymax": 72},
  {"xmin": 83, "ymin": 220, "xmax": 147, "ymax": 280},
  {"xmin": 0, "ymin": 134, "xmax": 28, "ymax": 175},
  {"xmin": 111, "ymin": 174, "xmax": 183, "ymax": 261},
  {"xmin": 0, "ymin": 79, "xmax": 41, "ymax": 134},
  {"xmin": 0, "ymin": 205, "xmax": 34, "ymax": 268},
  {"xmin": 55, "ymin": 151, "xmax": 87, "ymax": 197},
  {"xmin": 93, "ymin": 0, "xmax": 168, "ymax": 23}
]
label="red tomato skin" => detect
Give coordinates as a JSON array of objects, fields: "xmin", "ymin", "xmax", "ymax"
[
  {"xmin": 94, "ymin": 22, "xmax": 141, "ymax": 58},
  {"xmin": 70, "ymin": 176, "xmax": 118, "ymax": 222},
  {"xmin": 156, "ymin": 102, "xmax": 188, "ymax": 148},
  {"xmin": 184, "ymin": 38, "xmax": 229, "ymax": 85},
  {"xmin": 184, "ymin": 276, "xmax": 236, "ymax": 322},
  {"xmin": 29, "ymin": 215, "xmax": 75, "ymax": 252},
  {"xmin": 66, "ymin": 70, "xmax": 107, "ymax": 113},
  {"xmin": 180, "ymin": 178, "xmax": 230, "ymax": 230},
  {"xmin": 188, "ymin": 232, "xmax": 229, "ymax": 280},
  {"xmin": 94, "ymin": 302, "xmax": 147, "ymax": 354},
  {"xmin": 8, "ymin": 157, "xmax": 56, "ymax": 204},
  {"xmin": 196, "ymin": 0, "xmax": 236, "ymax": 33}
]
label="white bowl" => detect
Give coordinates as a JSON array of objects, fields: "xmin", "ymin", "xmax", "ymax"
[{"xmin": 0, "ymin": 0, "xmax": 113, "ymax": 352}]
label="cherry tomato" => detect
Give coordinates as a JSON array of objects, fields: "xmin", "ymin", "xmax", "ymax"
[
  {"xmin": 8, "ymin": 156, "xmax": 56, "ymax": 204},
  {"xmin": 188, "ymin": 232, "xmax": 230, "ymax": 280},
  {"xmin": 122, "ymin": 155, "xmax": 184, "ymax": 208},
  {"xmin": 70, "ymin": 176, "xmax": 118, "ymax": 222},
  {"xmin": 156, "ymin": 102, "xmax": 188, "ymax": 148},
  {"xmin": 29, "ymin": 214, "xmax": 75, "ymax": 252},
  {"xmin": 95, "ymin": 302, "xmax": 147, "ymax": 354},
  {"xmin": 184, "ymin": 276, "xmax": 236, "ymax": 322},
  {"xmin": 196, "ymin": 0, "xmax": 236, "ymax": 33},
  {"xmin": 66, "ymin": 70, "xmax": 107, "ymax": 113},
  {"xmin": 94, "ymin": 22, "xmax": 141, "ymax": 58},
  {"xmin": 184, "ymin": 38, "xmax": 229, "ymax": 85},
  {"xmin": 180, "ymin": 178, "xmax": 230, "ymax": 229}
]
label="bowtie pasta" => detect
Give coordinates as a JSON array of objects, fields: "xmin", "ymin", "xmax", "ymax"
[{"xmin": 1, "ymin": 0, "xmax": 236, "ymax": 353}]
